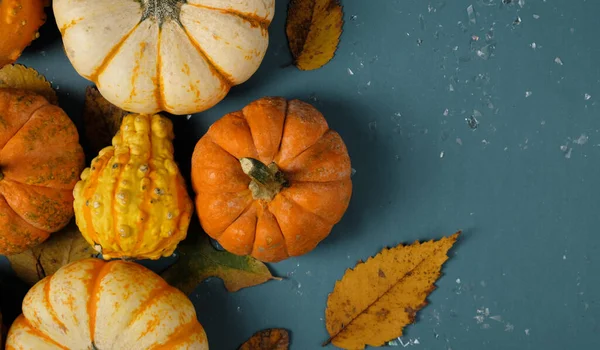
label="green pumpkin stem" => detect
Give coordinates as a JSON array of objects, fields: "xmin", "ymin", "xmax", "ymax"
[{"xmin": 239, "ymin": 158, "xmax": 288, "ymax": 201}]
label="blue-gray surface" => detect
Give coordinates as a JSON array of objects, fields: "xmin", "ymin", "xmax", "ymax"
[{"xmin": 1, "ymin": 0, "xmax": 599, "ymax": 349}]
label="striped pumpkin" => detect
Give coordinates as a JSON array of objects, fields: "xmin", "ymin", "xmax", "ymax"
[
  {"xmin": 53, "ymin": 0, "xmax": 275, "ymax": 115},
  {"xmin": 5, "ymin": 258, "xmax": 208, "ymax": 350}
]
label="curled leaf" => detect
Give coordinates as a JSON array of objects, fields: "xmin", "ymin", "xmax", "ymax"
[
  {"xmin": 6, "ymin": 220, "xmax": 97, "ymax": 286},
  {"xmin": 161, "ymin": 232, "xmax": 281, "ymax": 295},
  {"xmin": 82, "ymin": 86, "xmax": 130, "ymax": 154},
  {"xmin": 324, "ymin": 232, "xmax": 461, "ymax": 349},
  {"xmin": 238, "ymin": 328, "xmax": 290, "ymax": 350},
  {"xmin": 0, "ymin": 64, "xmax": 57, "ymax": 104},
  {"xmin": 286, "ymin": 0, "xmax": 344, "ymax": 70}
]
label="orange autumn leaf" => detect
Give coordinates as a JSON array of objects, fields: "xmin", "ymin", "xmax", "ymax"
[
  {"xmin": 324, "ymin": 232, "xmax": 461, "ymax": 349},
  {"xmin": 238, "ymin": 328, "xmax": 290, "ymax": 350},
  {"xmin": 286, "ymin": 0, "xmax": 343, "ymax": 70},
  {"xmin": 0, "ymin": 64, "xmax": 57, "ymax": 104}
]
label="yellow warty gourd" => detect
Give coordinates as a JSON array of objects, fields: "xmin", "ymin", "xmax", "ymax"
[{"xmin": 73, "ymin": 114, "xmax": 192, "ymax": 260}]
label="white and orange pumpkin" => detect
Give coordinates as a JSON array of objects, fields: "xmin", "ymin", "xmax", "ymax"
[
  {"xmin": 5, "ymin": 259, "xmax": 208, "ymax": 350},
  {"xmin": 53, "ymin": 0, "xmax": 275, "ymax": 115}
]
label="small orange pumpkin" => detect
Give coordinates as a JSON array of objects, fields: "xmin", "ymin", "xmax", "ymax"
[
  {"xmin": 0, "ymin": 0, "xmax": 46, "ymax": 67},
  {"xmin": 0, "ymin": 88, "xmax": 85, "ymax": 255},
  {"xmin": 191, "ymin": 97, "xmax": 352, "ymax": 262}
]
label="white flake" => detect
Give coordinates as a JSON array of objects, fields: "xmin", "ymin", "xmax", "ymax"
[
  {"xmin": 347, "ymin": 68, "xmax": 354, "ymax": 75},
  {"xmin": 554, "ymin": 57, "xmax": 563, "ymax": 65},
  {"xmin": 584, "ymin": 93, "xmax": 592, "ymax": 100},
  {"xmin": 525, "ymin": 91, "xmax": 532, "ymax": 97}
]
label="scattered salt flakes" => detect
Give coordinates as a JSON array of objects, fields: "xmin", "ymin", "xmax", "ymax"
[
  {"xmin": 565, "ymin": 148, "xmax": 572, "ymax": 159},
  {"xmin": 554, "ymin": 57, "xmax": 563, "ymax": 65},
  {"xmin": 347, "ymin": 68, "xmax": 354, "ymax": 75},
  {"xmin": 474, "ymin": 315, "xmax": 485, "ymax": 324},
  {"xmin": 186, "ymin": 114, "xmax": 192, "ymax": 120},
  {"xmin": 518, "ymin": 0, "xmax": 525, "ymax": 8},
  {"xmin": 456, "ymin": 278, "xmax": 461, "ymax": 284},
  {"xmin": 530, "ymin": 42, "xmax": 537, "ymax": 50},
  {"xmin": 443, "ymin": 108, "xmax": 449, "ymax": 116},
  {"xmin": 449, "ymin": 84, "xmax": 455, "ymax": 92},
  {"xmin": 471, "ymin": 35, "xmax": 480, "ymax": 41},
  {"xmin": 351, "ymin": 168, "xmax": 357, "ymax": 177},
  {"xmin": 584, "ymin": 93, "xmax": 592, "ymax": 100},
  {"xmin": 456, "ymin": 138, "xmax": 463, "ymax": 145},
  {"xmin": 484, "ymin": 308, "xmax": 490, "ymax": 316},
  {"xmin": 467, "ymin": 5, "xmax": 476, "ymax": 24},
  {"xmin": 533, "ymin": 14, "xmax": 540, "ymax": 19},
  {"xmin": 513, "ymin": 16, "xmax": 522, "ymax": 25},
  {"xmin": 482, "ymin": 139, "xmax": 490, "ymax": 145},
  {"xmin": 563, "ymin": 255, "xmax": 567, "ymax": 260},
  {"xmin": 573, "ymin": 134, "xmax": 588, "ymax": 145},
  {"xmin": 525, "ymin": 329, "xmax": 530, "ymax": 335},
  {"xmin": 490, "ymin": 315, "xmax": 503, "ymax": 322},
  {"xmin": 481, "ymin": 324, "xmax": 491, "ymax": 329},
  {"xmin": 505, "ymin": 323, "xmax": 515, "ymax": 332},
  {"xmin": 560, "ymin": 144, "xmax": 568, "ymax": 152},
  {"xmin": 466, "ymin": 115, "xmax": 479, "ymax": 129},
  {"xmin": 414, "ymin": 340, "xmax": 420, "ymax": 345},
  {"xmin": 525, "ymin": 91, "xmax": 532, "ymax": 97},
  {"xmin": 440, "ymin": 151, "xmax": 445, "ymax": 158}
]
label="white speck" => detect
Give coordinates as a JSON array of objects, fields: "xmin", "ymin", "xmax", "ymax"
[
  {"xmin": 570, "ymin": 27, "xmax": 575, "ymax": 34},
  {"xmin": 347, "ymin": 254, "xmax": 351, "ymax": 259},
  {"xmin": 504, "ymin": 147, "xmax": 508, "ymax": 151},
  {"xmin": 443, "ymin": 108, "xmax": 449, "ymax": 116},
  {"xmin": 456, "ymin": 278, "xmax": 461, "ymax": 284},
  {"xmin": 440, "ymin": 151, "xmax": 445, "ymax": 158},
  {"xmin": 350, "ymin": 15, "xmax": 358, "ymax": 20},
  {"xmin": 555, "ymin": 57, "xmax": 564, "ymax": 65},
  {"xmin": 449, "ymin": 84, "xmax": 455, "ymax": 92},
  {"xmin": 563, "ymin": 255, "xmax": 567, "ymax": 260},
  {"xmin": 560, "ymin": 144, "xmax": 568, "ymax": 152},
  {"xmin": 367, "ymin": 81, "xmax": 371, "ymax": 86},
  {"xmin": 297, "ymin": 282, "xmax": 302, "ymax": 288},
  {"xmin": 347, "ymin": 68, "xmax": 354, "ymax": 75},
  {"xmin": 565, "ymin": 148, "xmax": 572, "ymax": 159},
  {"xmin": 186, "ymin": 114, "xmax": 192, "ymax": 120},
  {"xmin": 482, "ymin": 139, "xmax": 490, "ymax": 145},
  {"xmin": 476, "ymin": 50, "xmax": 485, "ymax": 58},
  {"xmin": 541, "ymin": 120, "xmax": 546, "ymax": 125},
  {"xmin": 490, "ymin": 315, "xmax": 503, "ymax": 322},
  {"xmin": 467, "ymin": 5, "xmax": 476, "ymax": 24},
  {"xmin": 584, "ymin": 93, "xmax": 592, "ymax": 100},
  {"xmin": 533, "ymin": 14, "xmax": 540, "ymax": 19},
  {"xmin": 480, "ymin": 280, "xmax": 486, "ymax": 287},
  {"xmin": 518, "ymin": 0, "xmax": 525, "ymax": 8},
  {"xmin": 573, "ymin": 134, "xmax": 589, "ymax": 145},
  {"xmin": 525, "ymin": 91, "xmax": 532, "ymax": 97},
  {"xmin": 456, "ymin": 138, "xmax": 463, "ymax": 145},
  {"xmin": 481, "ymin": 324, "xmax": 491, "ymax": 329},
  {"xmin": 306, "ymin": 270, "xmax": 312, "ymax": 276},
  {"xmin": 530, "ymin": 42, "xmax": 537, "ymax": 50},
  {"xmin": 56, "ymin": 85, "xmax": 60, "ymax": 90},
  {"xmin": 414, "ymin": 340, "xmax": 420, "ymax": 345},
  {"xmin": 351, "ymin": 168, "xmax": 357, "ymax": 177},
  {"xmin": 453, "ymin": 45, "xmax": 459, "ymax": 51},
  {"xmin": 505, "ymin": 323, "xmax": 515, "ymax": 332},
  {"xmin": 237, "ymin": 306, "xmax": 242, "ymax": 313},
  {"xmin": 525, "ymin": 329, "xmax": 530, "ymax": 335}
]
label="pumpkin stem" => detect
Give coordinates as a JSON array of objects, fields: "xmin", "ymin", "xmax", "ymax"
[{"xmin": 239, "ymin": 158, "xmax": 288, "ymax": 201}]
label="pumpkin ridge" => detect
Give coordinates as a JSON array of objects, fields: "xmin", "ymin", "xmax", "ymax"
[
  {"xmin": 146, "ymin": 316, "xmax": 202, "ymax": 350},
  {"xmin": 185, "ymin": 3, "xmax": 272, "ymax": 29},
  {"xmin": 111, "ymin": 137, "xmax": 130, "ymax": 254},
  {"xmin": 10, "ymin": 315, "xmax": 69, "ymax": 350},
  {"xmin": 266, "ymin": 207, "xmax": 290, "ymax": 258},
  {"xmin": 213, "ymin": 197, "xmax": 254, "ymax": 240},
  {"xmin": 124, "ymin": 283, "xmax": 172, "ymax": 329},
  {"xmin": 276, "ymin": 126, "xmax": 330, "ymax": 168},
  {"xmin": 87, "ymin": 260, "xmax": 114, "ymax": 343},
  {"xmin": 133, "ymin": 121, "xmax": 154, "ymax": 254},
  {"xmin": 43, "ymin": 275, "xmax": 69, "ymax": 336},
  {"xmin": 155, "ymin": 29, "xmax": 165, "ymax": 111},
  {"xmin": 279, "ymin": 188, "xmax": 336, "ymax": 225},
  {"xmin": 180, "ymin": 25, "xmax": 235, "ymax": 87},
  {"xmin": 0, "ymin": 98, "xmax": 50, "ymax": 152},
  {"xmin": 89, "ymin": 22, "xmax": 141, "ymax": 82}
]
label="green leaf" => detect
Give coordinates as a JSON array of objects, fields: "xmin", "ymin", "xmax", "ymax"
[{"xmin": 161, "ymin": 231, "xmax": 281, "ymax": 294}]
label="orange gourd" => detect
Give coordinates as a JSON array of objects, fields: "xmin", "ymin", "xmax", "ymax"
[
  {"xmin": 0, "ymin": 0, "xmax": 46, "ymax": 67},
  {"xmin": 5, "ymin": 258, "xmax": 209, "ymax": 349},
  {"xmin": 191, "ymin": 97, "xmax": 352, "ymax": 262},
  {"xmin": 0, "ymin": 88, "xmax": 85, "ymax": 255}
]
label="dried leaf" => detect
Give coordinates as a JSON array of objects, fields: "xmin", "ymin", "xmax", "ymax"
[
  {"xmin": 286, "ymin": 0, "xmax": 344, "ymax": 70},
  {"xmin": 6, "ymin": 220, "xmax": 97, "ymax": 286},
  {"xmin": 83, "ymin": 86, "xmax": 130, "ymax": 154},
  {"xmin": 0, "ymin": 64, "xmax": 57, "ymax": 104},
  {"xmin": 161, "ymin": 232, "xmax": 281, "ymax": 295},
  {"xmin": 238, "ymin": 328, "xmax": 290, "ymax": 350},
  {"xmin": 324, "ymin": 232, "xmax": 461, "ymax": 349}
]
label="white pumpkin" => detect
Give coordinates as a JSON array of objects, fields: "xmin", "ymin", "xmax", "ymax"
[
  {"xmin": 53, "ymin": 0, "xmax": 275, "ymax": 115},
  {"xmin": 5, "ymin": 259, "xmax": 208, "ymax": 350}
]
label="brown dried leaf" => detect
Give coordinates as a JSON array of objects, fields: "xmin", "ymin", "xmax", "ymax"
[
  {"xmin": 0, "ymin": 64, "xmax": 57, "ymax": 104},
  {"xmin": 161, "ymin": 233, "xmax": 281, "ymax": 295},
  {"xmin": 238, "ymin": 328, "xmax": 289, "ymax": 350},
  {"xmin": 324, "ymin": 232, "xmax": 461, "ymax": 349},
  {"xmin": 286, "ymin": 0, "xmax": 344, "ymax": 70},
  {"xmin": 6, "ymin": 220, "xmax": 97, "ymax": 286},
  {"xmin": 83, "ymin": 86, "xmax": 130, "ymax": 155}
]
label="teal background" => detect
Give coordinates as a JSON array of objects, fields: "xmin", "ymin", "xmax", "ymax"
[{"xmin": 2, "ymin": 0, "xmax": 600, "ymax": 349}]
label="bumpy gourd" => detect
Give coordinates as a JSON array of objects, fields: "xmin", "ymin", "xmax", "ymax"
[
  {"xmin": 73, "ymin": 114, "xmax": 192, "ymax": 260},
  {"xmin": 6, "ymin": 258, "xmax": 209, "ymax": 349},
  {"xmin": 0, "ymin": 0, "xmax": 46, "ymax": 67},
  {"xmin": 191, "ymin": 97, "xmax": 353, "ymax": 262}
]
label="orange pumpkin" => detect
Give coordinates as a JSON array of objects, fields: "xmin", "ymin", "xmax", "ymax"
[
  {"xmin": 0, "ymin": 88, "xmax": 85, "ymax": 255},
  {"xmin": 0, "ymin": 0, "xmax": 46, "ymax": 67},
  {"xmin": 191, "ymin": 97, "xmax": 352, "ymax": 262}
]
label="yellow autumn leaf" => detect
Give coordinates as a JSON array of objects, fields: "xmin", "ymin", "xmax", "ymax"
[
  {"xmin": 0, "ymin": 64, "xmax": 57, "ymax": 104},
  {"xmin": 324, "ymin": 232, "xmax": 461, "ymax": 349},
  {"xmin": 238, "ymin": 328, "xmax": 290, "ymax": 350},
  {"xmin": 286, "ymin": 0, "xmax": 344, "ymax": 70}
]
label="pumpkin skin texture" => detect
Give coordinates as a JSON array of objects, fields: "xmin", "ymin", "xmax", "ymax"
[
  {"xmin": 53, "ymin": 0, "xmax": 275, "ymax": 115},
  {"xmin": 191, "ymin": 97, "xmax": 352, "ymax": 262},
  {"xmin": 5, "ymin": 258, "xmax": 209, "ymax": 350},
  {"xmin": 73, "ymin": 113, "xmax": 193, "ymax": 260},
  {"xmin": 0, "ymin": 88, "xmax": 85, "ymax": 255},
  {"xmin": 0, "ymin": 0, "xmax": 46, "ymax": 67}
]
